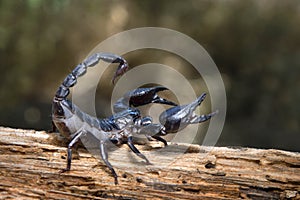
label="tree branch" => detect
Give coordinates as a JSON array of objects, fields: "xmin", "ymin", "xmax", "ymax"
[{"xmin": 0, "ymin": 127, "xmax": 299, "ymax": 199}]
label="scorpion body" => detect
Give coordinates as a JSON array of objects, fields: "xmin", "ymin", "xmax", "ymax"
[{"xmin": 52, "ymin": 53, "xmax": 217, "ymax": 184}]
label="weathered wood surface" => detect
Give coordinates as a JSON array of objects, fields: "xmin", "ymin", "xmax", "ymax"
[{"xmin": 0, "ymin": 127, "xmax": 299, "ymax": 199}]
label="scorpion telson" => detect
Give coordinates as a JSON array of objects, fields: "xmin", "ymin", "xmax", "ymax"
[{"xmin": 52, "ymin": 52, "xmax": 217, "ymax": 184}]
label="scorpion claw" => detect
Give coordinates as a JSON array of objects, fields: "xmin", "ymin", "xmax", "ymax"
[
  {"xmin": 128, "ymin": 86, "xmax": 177, "ymax": 107},
  {"xmin": 113, "ymin": 86, "xmax": 177, "ymax": 113},
  {"xmin": 158, "ymin": 92, "xmax": 218, "ymax": 134}
]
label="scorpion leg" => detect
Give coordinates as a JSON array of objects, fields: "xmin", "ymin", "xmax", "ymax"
[
  {"xmin": 50, "ymin": 121, "xmax": 58, "ymax": 133},
  {"xmin": 60, "ymin": 130, "xmax": 85, "ymax": 173},
  {"xmin": 99, "ymin": 140, "xmax": 118, "ymax": 185},
  {"xmin": 145, "ymin": 134, "xmax": 168, "ymax": 146},
  {"xmin": 127, "ymin": 136, "xmax": 150, "ymax": 164},
  {"xmin": 137, "ymin": 119, "xmax": 169, "ymax": 146},
  {"xmin": 150, "ymin": 135, "xmax": 168, "ymax": 146}
]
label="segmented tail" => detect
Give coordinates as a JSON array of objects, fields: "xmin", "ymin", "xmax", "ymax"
[{"xmin": 55, "ymin": 53, "xmax": 129, "ymax": 100}]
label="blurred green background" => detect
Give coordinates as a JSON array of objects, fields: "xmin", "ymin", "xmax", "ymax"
[{"xmin": 0, "ymin": 0, "xmax": 299, "ymax": 151}]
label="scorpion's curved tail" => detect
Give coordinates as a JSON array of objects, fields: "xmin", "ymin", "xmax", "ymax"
[{"xmin": 54, "ymin": 53, "xmax": 129, "ymax": 100}]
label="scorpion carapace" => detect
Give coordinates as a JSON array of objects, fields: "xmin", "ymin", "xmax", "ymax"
[{"xmin": 52, "ymin": 52, "xmax": 217, "ymax": 184}]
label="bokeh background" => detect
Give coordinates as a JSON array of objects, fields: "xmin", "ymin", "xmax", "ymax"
[{"xmin": 0, "ymin": 0, "xmax": 299, "ymax": 151}]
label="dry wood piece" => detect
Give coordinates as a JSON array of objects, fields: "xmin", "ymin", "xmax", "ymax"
[{"xmin": 0, "ymin": 127, "xmax": 299, "ymax": 199}]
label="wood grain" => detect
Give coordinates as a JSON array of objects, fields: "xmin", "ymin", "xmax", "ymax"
[{"xmin": 0, "ymin": 127, "xmax": 299, "ymax": 199}]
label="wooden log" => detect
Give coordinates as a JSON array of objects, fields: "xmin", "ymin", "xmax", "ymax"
[{"xmin": 0, "ymin": 127, "xmax": 299, "ymax": 199}]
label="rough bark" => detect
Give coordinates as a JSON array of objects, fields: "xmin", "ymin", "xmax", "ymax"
[{"xmin": 0, "ymin": 127, "xmax": 299, "ymax": 199}]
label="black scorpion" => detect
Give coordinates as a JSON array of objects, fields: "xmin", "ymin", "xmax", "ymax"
[{"xmin": 52, "ymin": 53, "xmax": 217, "ymax": 184}]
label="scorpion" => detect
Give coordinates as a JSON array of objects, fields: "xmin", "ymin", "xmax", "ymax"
[{"xmin": 52, "ymin": 53, "xmax": 217, "ymax": 184}]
